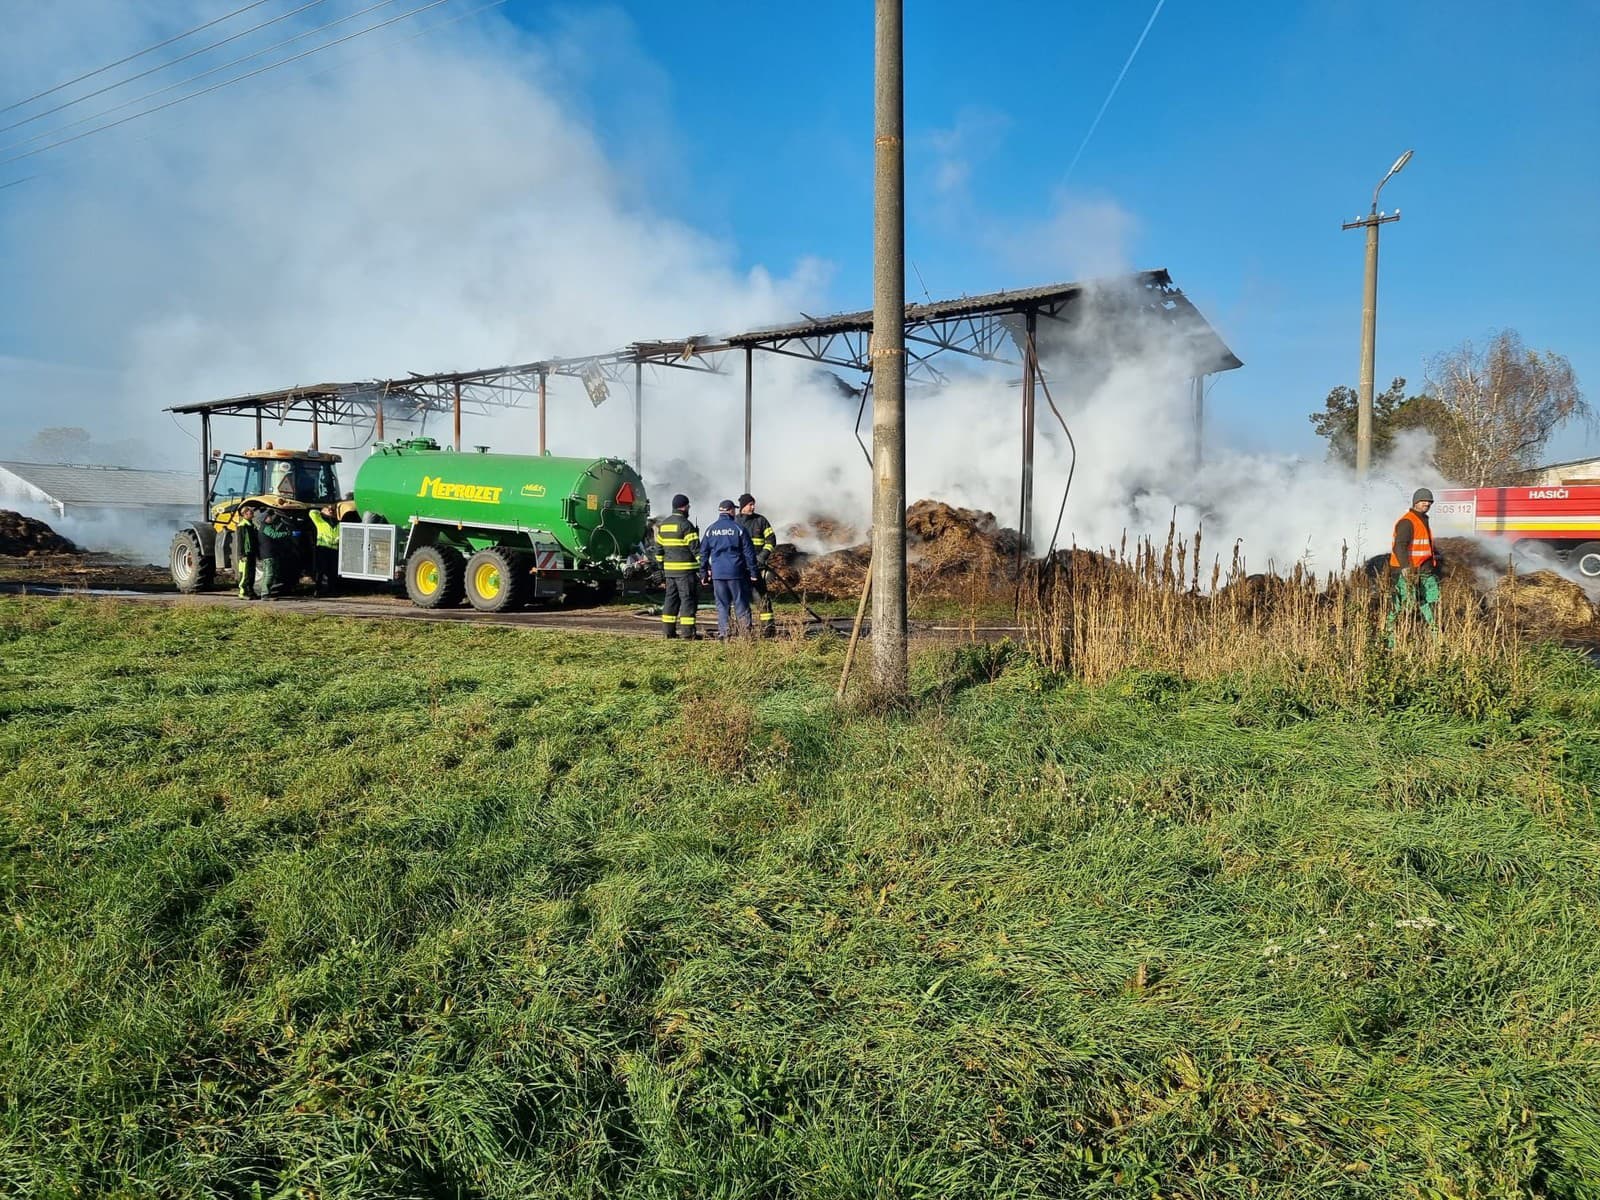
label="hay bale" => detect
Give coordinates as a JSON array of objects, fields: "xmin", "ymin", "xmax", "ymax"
[
  {"xmin": 788, "ymin": 500, "xmax": 1025, "ymax": 600},
  {"xmin": 783, "ymin": 517, "xmax": 861, "ymax": 551},
  {"xmin": 1216, "ymin": 572, "xmax": 1280, "ymax": 611},
  {"xmin": 795, "ymin": 542, "xmax": 870, "ymax": 598},
  {"xmin": 0, "ymin": 510, "xmax": 79, "ymax": 556},
  {"xmin": 1494, "ymin": 570, "xmax": 1598, "ymax": 638},
  {"xmin": 905, "ymin": 500, "xmax": 1021, "ymax": 583},
  {"xmin": 1436, "ymin": 536, "xmax": 1510, "ymax": 592},
  {"xmin": 1037, "ymin": 547, "xmax": 1128, "ymax": 587}
]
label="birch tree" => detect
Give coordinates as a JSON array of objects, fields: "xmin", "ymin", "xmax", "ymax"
[{"xmin": 1425, "ymin": 331, "xmax": 1587, "ymax": 486}]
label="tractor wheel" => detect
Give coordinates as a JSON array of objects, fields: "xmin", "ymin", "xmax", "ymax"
[
  {"xmin": 1570, "ymin": 541, "xmax": 1600, "ymax": 581},
  {"xmin": 405, "ymin": 545, "xmax": 466, "ymax": 609},
  {"xmin": 170, "ymin": 529, "xmax": 215, "ymax": 593},
  {"xmin": 465, "ymin": 548, "xmax": 526, "ymax": 613}
]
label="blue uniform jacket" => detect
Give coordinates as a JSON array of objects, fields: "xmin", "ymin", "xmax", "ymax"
[{"xmin": 699, "ymin": 514, "xmax": 758, "ymax": 580}]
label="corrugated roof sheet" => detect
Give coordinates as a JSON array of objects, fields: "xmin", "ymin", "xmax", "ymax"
[{"xmin": 0, "ymin": 461, "xmax": 195, "ymax": 508}]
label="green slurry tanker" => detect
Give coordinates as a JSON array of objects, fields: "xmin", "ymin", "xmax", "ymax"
[{"xmin": 343, "ymin": 438, "xmax": 649, "ymax": 611}]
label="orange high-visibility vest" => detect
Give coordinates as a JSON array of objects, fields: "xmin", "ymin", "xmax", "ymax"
[{"xmin": 1388, "ymin": 510, "xmax": 1435, "ymax": 569}]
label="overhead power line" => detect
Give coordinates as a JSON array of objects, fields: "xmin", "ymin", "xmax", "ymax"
[
  {"xmin": 1061, "ymin": 0, "xmax": 1168, "ymax": 184},
  {"xmin": 0, "ymin": 0, "xmax": 403, "ymax": 156},
  {"xmin": 1, "ymin": 0, "xmax": 329, "ymax": 137},
  {"xmin": 0, "ymin": 0, "xmax": 279, "ymax": 117},
  {"xmin": 0, "ymin": 0, "xmax": 509, "ymax": 193},
  {"xmin": 0, "ymin": 0, "xmax": 456, "ymax": 170}
]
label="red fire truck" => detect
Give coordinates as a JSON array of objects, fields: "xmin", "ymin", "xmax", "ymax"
[{"xmin": 1431, "ymin": 485, "xmax": 1600, "ymax": 579}]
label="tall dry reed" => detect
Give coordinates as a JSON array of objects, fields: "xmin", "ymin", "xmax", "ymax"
[{"xmin": 1021, "ymin": 519, "xmax": 1524, "ymax": 706}]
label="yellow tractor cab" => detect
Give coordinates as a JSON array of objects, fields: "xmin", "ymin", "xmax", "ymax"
[
  {"xmin": 170, "ymin": 444, "xmax": 354, "ymax": 593},
  {"xmin": 207, "ymin": 446, "xmax": 352, "ymax": 531}
]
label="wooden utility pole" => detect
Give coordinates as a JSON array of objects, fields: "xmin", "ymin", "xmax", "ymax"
[{"xmin": 870, "ymin": 0, "xmax": 907, "ymax": 695}]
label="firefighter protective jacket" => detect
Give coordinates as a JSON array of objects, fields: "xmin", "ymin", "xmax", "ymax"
[
  {"xmin": 308, "ymin": 510, "xmax": 340, "ymax": 549},
  {"xmin": 700, "ymin": 514, "xmax": 758, "ymax": 580},
  {"xmin": 654, "ymin": 512, "xmax": 701, "ymax": 572},
  {"xmin": 1389, "ymin": 509, "xmax": 1438, "ymax": 572},
  {"xmin": 736, "ymin": 510, "xmax": 775, "ymax": 567}
]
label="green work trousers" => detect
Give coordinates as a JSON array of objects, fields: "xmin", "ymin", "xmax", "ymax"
[
  {"xmin": 236, "ymin": 527, "xmax": 257, "ymax": 598},
  {"xmin": 1387, "ymin": 570, "xmax": 1440, "ymax": 639}
]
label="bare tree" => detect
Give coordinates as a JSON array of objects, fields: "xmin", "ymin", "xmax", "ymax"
[
  {"xmin": 24, "ymin": 427, "xmax": 93, "ymax": 463},
  {"xmin": 1425, "ymin": 331, "xmax": 1587, "ymax": 486}
]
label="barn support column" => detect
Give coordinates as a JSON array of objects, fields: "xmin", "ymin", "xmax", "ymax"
[
  {"xmin": 1018, "ymin": 309, "xmax": 1038, "ymax": 551},
  {"xmin": 254, "ymin": 411, "xmax": 263, "ymax": 449},
  {"xmin": 538, "ymin": 371, "xmax": 548, "ymax": 455},
  {"xmin": 634, "ymin": 361, "xmax": 643, "ymax": 474},
  {"xmin": 453, "ymin": 382, "xmax": 462, "ymax": 452},
  {"xmin": 199, "ymin": 412, "xmax": 211, "ymax": 512},
  {"xmin": 1191, "ymin": 375, "xmax": 1205, "ymax": 467},
  {"xmin": 743, "ymin": 347, "xmax": 753, "ymax": 495}
]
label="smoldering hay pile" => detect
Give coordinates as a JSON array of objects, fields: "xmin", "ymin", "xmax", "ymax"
[
  {"xmin": 777, "ymin": 501, "xmax": 1598, "ymax": 640},
  {"xmin": 1493, "ymin": 571, "xmax": 1599, "ymax": 638},
  {"xmin": 0, "ymin": 510, "xmax": 79, "ymax": 556},
  {"xmin": 779, "ymin": 499, "xmax": 1085, "ymax": 599}
]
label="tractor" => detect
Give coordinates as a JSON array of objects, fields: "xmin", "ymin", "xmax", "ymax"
[{"xmin": 168, "ymin": 445, "xmax": 353, "ymax": 593}]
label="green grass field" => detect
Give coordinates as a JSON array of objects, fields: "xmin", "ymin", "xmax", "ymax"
[{"xmin": 2, "ymin": 598, "xmax": 1598, "ymax": 1198}]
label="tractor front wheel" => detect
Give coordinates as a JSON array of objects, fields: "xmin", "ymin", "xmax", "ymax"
[
  {"xmin": 465, "ymin": 548, "xmax": 526, "ymax": 613},
  {"xmin": 170, "ymin": 529, "xmax": 215, "ymax": 593},
  {"xmin": 405, "ymin": 545, "xmax": 466, "ymax": 609}
]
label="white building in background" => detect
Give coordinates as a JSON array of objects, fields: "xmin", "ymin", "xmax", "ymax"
[
  {"xmin": 0, "ymin": 461, "xmax": 197, "ymax": 558},
  {"xmin": 1525, "ymin": 456, "xmax": 1600, "ymax": 486}
]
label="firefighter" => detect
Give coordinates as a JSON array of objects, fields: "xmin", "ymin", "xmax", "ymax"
[
  {"xmin": 654, "ymin": 494, "xmax": 701, "ymax": 639},
  {"xmin": 235, "ymin": 502, "xmax": 259, "ymax": 600},
  {"xmin": 1387, "ymin": 487, "xmax": 1442, "ymax": 639},
  {"xmin": 307, "ymin": 503, "xmax": 341, "ymax": 597},
  {"xmin": 699, "ymin": 499, "xmax": 758, "ymax": 639},
  {"xmin": 736, "ymin": 492, "xmax": 778, "ymax": 638}
]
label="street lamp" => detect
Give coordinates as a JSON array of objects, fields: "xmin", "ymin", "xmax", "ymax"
[{"xmin": 1342, "ymin": 148, "xmax": 1413, "ymax": 478}]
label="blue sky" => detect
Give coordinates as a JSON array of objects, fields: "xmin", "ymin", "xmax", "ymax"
[{"xmin": 526, "ymin": 0, "xmax": 1600, "ymax": 459}]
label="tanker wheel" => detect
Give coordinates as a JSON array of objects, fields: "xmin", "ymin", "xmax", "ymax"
[
  {"xmin": 465, "ymin": 548, "xmax": 526, "ymax": 613},
  {"xmin": 405, "ymin": 545, "xmax": 465, "ymax": 609},
  {"xmin": 1571, "ymin": 542, "xmax": 1600, "ymax": 581},
  {"xmin": 170, "ymin": 530, "xmax": 214, "ymax": 593}
]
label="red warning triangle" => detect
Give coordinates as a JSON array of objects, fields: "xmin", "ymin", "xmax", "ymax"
[{"xmin": 615, "ymin": 482, "xmax": 636, "ymax": 505}]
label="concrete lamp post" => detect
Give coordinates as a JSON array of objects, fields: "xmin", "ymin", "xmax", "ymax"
[{"xmin": 1342, "ymin": 148, "xmax": 1413, "ymax": 479}]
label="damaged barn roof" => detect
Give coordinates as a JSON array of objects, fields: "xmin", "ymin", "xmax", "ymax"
[
  {"xmin": 166, "ymin": 268, "xmax": 1240, "ymax": 421},
  {"xmin": 727, "ymin": 269, "xmax": 1242, "ymax": 375}
]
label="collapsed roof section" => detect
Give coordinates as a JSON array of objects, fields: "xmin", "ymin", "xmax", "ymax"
[{"xmin": 165, "ymin": 268, "xmax": 1240, "ymax": 428}]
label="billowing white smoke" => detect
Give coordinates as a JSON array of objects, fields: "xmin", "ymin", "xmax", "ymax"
[
  {"xmin": 2, "ymin": 3, "xmax": 1435, "ymax": 573},
  {"xmin": 0, "ymin": 4, "xmax": 822, "ymax": 445},
  {"xmin": 3, "ymin": 503, "xmax": 182, "ymax": 565},
  {"xmin": 602, "ymin": 280, "xmax": 1444, "ymax": 580}
]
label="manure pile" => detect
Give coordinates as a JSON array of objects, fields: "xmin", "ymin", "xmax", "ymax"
[{"xmin": 0, "ymin": 510, "xmax": 79, "ymax": 557}]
